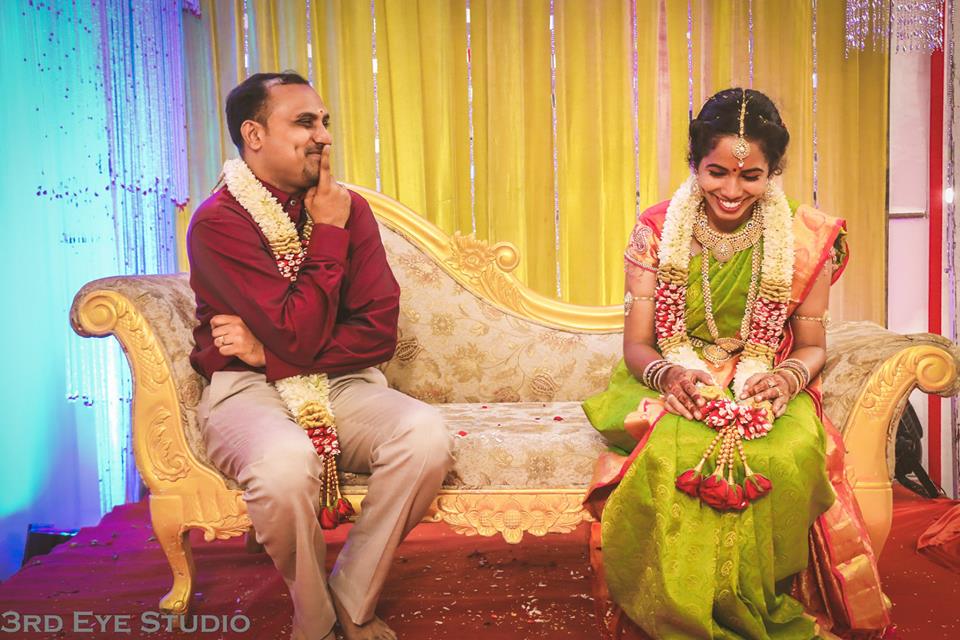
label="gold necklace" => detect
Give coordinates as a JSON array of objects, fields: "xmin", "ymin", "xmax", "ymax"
[
  {"xmin": 698, "ymin": 241, "xmax": 762, "ymax": 365},
  {"xmin": 693, "ymin": 202, "xmax": 763, "ymax": 263}
]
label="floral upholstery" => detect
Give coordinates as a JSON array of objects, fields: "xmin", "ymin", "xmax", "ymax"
[
  {"xmin": 378, "ymin": 225, "xmax": 622, "ymax": 404},
  {"xmin": 71, "ymin": 225, "xmax": 956, "ymax": 493},
  {"xmin": 341, "ymin": 402, "xmax": 604, "ymax": 490}
]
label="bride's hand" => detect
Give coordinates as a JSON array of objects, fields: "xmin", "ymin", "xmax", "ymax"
[
  {"xmin": 740, "ymin": 372, "xmax": 792, "ymax": 418},
  {"xmin": 660, "ymin": 366, "xmax": 713, "ymax": 421}
]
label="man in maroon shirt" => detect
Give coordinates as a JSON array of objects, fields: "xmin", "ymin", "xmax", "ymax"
[{"xmin": 188, "ymin": 72, "xmax": 452, "ymax": 640}]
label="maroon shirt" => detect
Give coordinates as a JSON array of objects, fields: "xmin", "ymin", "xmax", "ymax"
[{"xmin": 187, "ymin": 180, "xmax": 400, "ymax": 382}]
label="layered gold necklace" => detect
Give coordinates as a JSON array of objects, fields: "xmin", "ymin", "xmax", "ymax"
[
  {"xmin": 692, "ymin": 202, "xmax": 763, "ymax": 263},
  {"xmin": 693, "ymin": 202, "xmax": 763, "ymax": 365}
]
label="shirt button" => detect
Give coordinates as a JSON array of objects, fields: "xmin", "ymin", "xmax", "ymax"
[{"xmin": 289, "ymin": 199, "xmax": 297, "ymax": 207}]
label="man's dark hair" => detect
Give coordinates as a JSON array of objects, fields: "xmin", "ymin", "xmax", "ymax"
[{"xmin": 225, "ymin": 72, "xmax": 310, "ymax": 153}]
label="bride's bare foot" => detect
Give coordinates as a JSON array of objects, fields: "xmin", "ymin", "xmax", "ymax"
[{"xmin": 330, "ymin": 590, "xmax": 397, "ymax": 640}]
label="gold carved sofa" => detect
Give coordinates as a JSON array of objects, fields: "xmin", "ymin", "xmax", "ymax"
[{"xmin": 70, "ymin": 185, "xmax": 959, "ymax": 615}]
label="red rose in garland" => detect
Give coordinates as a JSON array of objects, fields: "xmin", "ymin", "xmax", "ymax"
[
  {"xmin": 699, "ymin": 474, "xmax": 735, "ymax": 511},
  {"xmin": 743, "ymin": 473, "xmax": 773, "ymax": 501},
  {"xmin": 672, "ymin": 388, "xmax": 775, "ymax": 512},
  {"xmin": 675, "ymin": 468, "xmax": 703, "ymax": 497}
]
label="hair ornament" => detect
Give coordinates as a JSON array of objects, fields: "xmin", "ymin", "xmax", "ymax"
[{"xmin": 731, "ymin": 88, "xmax": 750, "ymax": 168}]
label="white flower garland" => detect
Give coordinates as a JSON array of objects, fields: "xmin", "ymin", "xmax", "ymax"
[
  {"xmin": 656, "ymin": 174, "xmax": 794, "ymax": 398},
  {"xmin": 221, "ymin": 159, "xmax": 338, "ymax": 461}
]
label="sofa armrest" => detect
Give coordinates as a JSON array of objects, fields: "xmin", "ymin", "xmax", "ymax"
[
  {"xmin": 71, "ymin": 276, "xmax": 252, "ymax": 614},
  {"xmin": 823, "ymin": 321, "xmax": 960, "ymax": 435},
  {"xmin": 824, "ymin": 321, "xmax": 959, "ymax": 552},
  {"xmin": 70, "ymin": 275, "xmax": 242, "ymax": 502}
]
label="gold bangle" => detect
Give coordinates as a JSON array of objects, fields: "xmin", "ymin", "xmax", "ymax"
[
  {"xmin": 774, "ymin": 367, "xmax": 803, "ymax": 397},
  {"xmin": 791, "ymin": 311, "xmax": 831, "ymax": 328},
  {"xmin": 624, "ymin": 292, "xmax": 655, "ymax": 317},
  {"xmin": 775, "ymin": 358, "xmax": 811, "ymax": 397}
]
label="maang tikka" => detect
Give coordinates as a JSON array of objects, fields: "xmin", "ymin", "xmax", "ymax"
[{"xmin": 731, "ymin": 89, "xmax": 750, "ymax": 168}]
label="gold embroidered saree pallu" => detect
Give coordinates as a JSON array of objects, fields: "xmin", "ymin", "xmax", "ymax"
[{"xmin": 583, "ymin": 205, "xmax": 891, "ymax": 639}]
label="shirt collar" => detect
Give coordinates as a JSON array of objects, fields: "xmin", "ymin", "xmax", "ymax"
[{"xmin": 259, "ymin": 178, "xmax": 306, "ymax": 224}]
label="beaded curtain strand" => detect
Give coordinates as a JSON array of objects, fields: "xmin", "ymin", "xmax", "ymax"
[
  {"xmin": 632, "ymin": 0, "xmax": 640, "ymax": 217},
  {"xmin": 813, "ymin": 0, "xmax": 820, "ymax": 207},
  {"xmin": 846, "ymin": 0, "xmax": 944, "ymax": 55},
  {"xmin": 550, "ymin": 0, "xmax": 561, "ymax": 297},
  {"xmin": 748, "ymin": 0, "xmax": 755, "ymax": 87},
  {"xmin": 686, "ymin": 0, "xmax": 694, "ymax": 120},
  {"xmin": 306, "ymin": 0, "xmax": 313, "ymax": 80},
  {"xmin": 466, "ymin": 1, "xmax": 477, "ymax": 235},
  {"xmin": 371, "ymin": 0, "xmax": 382, "ymax": 191},
  {"xmin": 16, "ymin": 0, "xmax": 185, "ymax": 514}
]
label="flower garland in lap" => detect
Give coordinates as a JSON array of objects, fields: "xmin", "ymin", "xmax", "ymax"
[
  {"xmin": 222, "ymin": 158, "xmax": 354, "ymax": 529},
  {"xmin": 655, "ymin": 174, "xmax": 794, "ymax": 511}
]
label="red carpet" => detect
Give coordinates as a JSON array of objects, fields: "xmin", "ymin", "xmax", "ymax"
[{"xmin": 0, "ymin": 485, "xmax": 957, "ymax": 639}]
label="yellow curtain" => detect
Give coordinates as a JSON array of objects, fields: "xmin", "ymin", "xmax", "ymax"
[
  {"xmin": 471, "ymin": 0, "xmax": 555, "ymax": 292},
  {"xmin": 555, "ymin": 0, "xmax": 637, "ymax": 305},
  {"xmin": 814, "ymin": 0, "xmax": 888, "ymax": 324},
  {"xmin": 247, "ymin": 0, "xmax": 309, "ymax": 75},
  {"xmin": 179, "ymin": 0, "xmax": 244, "ymax": 271},
  {"xmin": 178, "ymin": 0, "xmax": 889, "ymax": 322},
  {"xmin": 374, "ymin": 0, "xmax": 472, "ymax": 236},
  {"xmin": 310, "ymin": 0, "xmax": 377, "ymax": 187},
  {"xmin": 751, "ymin": 0, "xmax": 815, "ymax": 205},
  {"xmin": 629, "ymin": 0, "xmax": 886, "ymax": 322}
]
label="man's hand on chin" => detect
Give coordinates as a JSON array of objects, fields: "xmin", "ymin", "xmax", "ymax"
[
  {"xmin": 305, "ymin": 145, "xmax": 351, "ymax": 228},
  {"xmin": 210, "ymin": 314, "xmax": 266, "ymax": 367}
]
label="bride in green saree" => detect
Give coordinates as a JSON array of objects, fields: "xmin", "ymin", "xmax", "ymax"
[{"xmin": 584, "ymin": 89, "xmax": 891, "ymax": 639}]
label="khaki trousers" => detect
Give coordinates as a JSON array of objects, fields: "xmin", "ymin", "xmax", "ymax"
[{"xmin": 196, "ymin": 368, "xmax": 453, "ymax": 640}]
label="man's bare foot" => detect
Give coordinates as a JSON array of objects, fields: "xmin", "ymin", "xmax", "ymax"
[
  {"xmin": 330, "ymin": 590, "xmax": 397, "ymax": 640},
  {"xmin": 291, "ymin": 627, "xmax": 335, "ymax": 640}
]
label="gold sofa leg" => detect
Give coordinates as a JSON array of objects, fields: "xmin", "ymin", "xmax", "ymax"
[{"xmin": 149, "ymin": 494, "xmax": 196, "ymax": 615}]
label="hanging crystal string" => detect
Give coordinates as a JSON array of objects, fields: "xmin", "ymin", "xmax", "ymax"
[
  {"xmin": 182, "ymin": 0, "xmax": 201, "ymax": 17},
  {"xmin": 242, "ymin": 0, "xmax": 250, "ymax": 76},
  {"xmin": 550, "ymin": 0, "xmax": 561, "ymax": 298},
  {"xmin": 371, "ymin": 0, "xmax": 382, "ymax": 191},
  {"xmin": 748, "ymin": 0, "xmax": 755, "ymax": 87},
  {"xmin": 846, "ymin": 0, "xmax": 943, "ymax": 55},
  {"xmin": 466, "ymin": 0, "xmax": 477, "ymax": 236},
  {"xmin": 686, "ymin": 0, "xmax": 694, "ymax": 120},
  {"xmin": 813, "ymin": 0, "xmax": 820, "ymax": 207},
  {"xmin": 306, "ymin": 0, "xmax": 313, "ymax": 80},
  {"xmin": 632, "ymin": 0, "xmax": 640, "ymax": 217},
  {"xmin": 892, "ymin": 0, "xmax": 945, "ymax": 51},
  {"xmin": 63, "ymin": 0, "xmax": 184, "ymax": 512}
]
